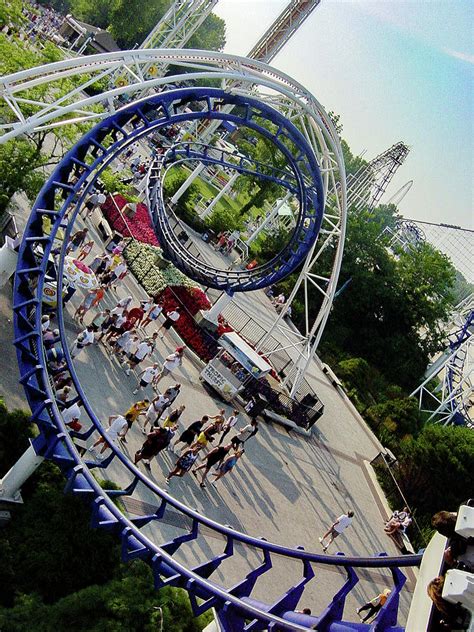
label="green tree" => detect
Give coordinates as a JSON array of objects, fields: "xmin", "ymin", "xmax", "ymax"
[
  {"xmin": 71, "ymin": 0, "xmax": 120, "ymax": 30},
  {"xmin": 0, "ymin": 562, "xmax": 212, "ymax": 631},
  {"xmin": 0, "ymin": 401, "xmax": 35, "ymax": 473},
  {"xmin": 186, "ymin": 13, "xmax": 226, "ymax": 51},
  {"xmin": 320, "ymin": 207, "xmax": 456, "ymax": 389},
  {"xmin": 340, "ymin": 139, "xmax": 368, "ymax": 178},
  {"xmin": 0, "ymin": 139, "xmax": 46, "ymax": 214},
  {"xmin": 396, "ymin": 424, "xmax": 474, "ymax": 521},
  {"xmin": 0, "ymin": 462, "xmax": 120, "ymax": 606},
  {"xmin": 0, "ymin": 0, "xmax": 24, "ymax": 29},
  {"xmin": 365, "ymin": 396, "xmax": 422, "ymax": 447},
  {"xmin": 0, "ymin": 36, "xmax": 94, "ymax": 216},
  {"xmin": 109, "ymin": 0, "xmax": 168, "ymax": 48}
]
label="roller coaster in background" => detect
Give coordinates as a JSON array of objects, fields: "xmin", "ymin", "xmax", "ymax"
[{"xmin": 0, "ymin": 43, "xmax": 428, "ymax": 630}]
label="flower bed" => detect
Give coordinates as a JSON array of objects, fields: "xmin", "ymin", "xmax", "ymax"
[
  {"xmin": 156, "ymin": 286, "xmax": 218, "ymax": 362},
  {"xmin": 101, "ymin": 194, "xmax": 159, "ymax": 246},
  {"xmin": 123, "ymin": 241, "xmax": 195, "ymax": 296},
  {"xmin": 124, "ymin": 241, "xmax": 218, "ymax": 360}
]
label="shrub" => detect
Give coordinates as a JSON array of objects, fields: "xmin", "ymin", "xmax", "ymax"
[
  {"xmin": 366, "ymin": 397, "xmax": 422, "ymax": 448},
  {"xmin": 336, "ymin": 357, "xmax": 387, "ymax": 410}
]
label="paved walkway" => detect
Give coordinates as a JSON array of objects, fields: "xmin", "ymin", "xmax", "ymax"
[{"xmin": 0, "ymin": 203, "xmax": 416, "ymax": 624}]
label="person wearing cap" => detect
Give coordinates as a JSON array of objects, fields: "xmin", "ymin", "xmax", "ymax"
[
  {"xmin": 154, "ymin": 347, "xmax": 185, "ymax": 385},
  {"xmin": 356, "ymin": 589, "xmax": 391, "ymax": 622},
  {"xmin": 319, "ymin": 510, "xmax": 354, "ymax": 552}
]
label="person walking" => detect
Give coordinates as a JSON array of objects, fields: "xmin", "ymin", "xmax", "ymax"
[
  {"xmin": 90, "ymin": 308, "xmax": 111, "ymax": 336},
  {"xmin": 112, "ymin": 296, "xmax": 133, "ymax": 315},
  {"xmin": 119, "ymin": 399, "xmax": 150, "ymax": 442},
  {"xmin": 126, "ymin": 302, "xmax": 146, "ymax": 327},
  {"xmin": 356, "ymin": 589, "xmax": 391, "ymax": 622},
  {"xmin": 133, "ymin": 363, "xmax": 160, "ymax": 394},
  {"xmin": 211, "ymin": 448, "xmax": 244, "ymax": 483},
  {"xmin": 192, "ymin": 444, "xmax": 234, "ymax": 488},
  {"xmin": 141, "ymin": 300, "xmax": 163, "ymax": 329},
  {"xmin": 143, "ymin": 394, "xmax": 170, "ymax": 433},
  {"xmin": 162, "ymin": 383, "xmax": 182, "ymax": 405},
  {"xmin": 114, "ymin": 332, "xmax": 139, "ymax": 362},
  {"xmin": 173, "ymin": 415, "xmax": 208, "ymax": 453},
  {"xmin": 66, "ymin": 227, "xmax": 89, "ymax": 254},
  {"xmin": 134, "ymin": 425, "xmax": 177, "ymax": 470},
  {"xmin": 165, "ymin": 447, "xmax": 200, "ymax": 484},
  {"xmin": 96, "ymin": 312, "xmax": 118, "ymax": 343},
  {"xmin": 76, "ymin": 239, "xmax": 94, "ymax": 262},
  {"xmin": 154, "ymin": 347, "xmax": 185, "ymax": 386},
  {"xmin": 156, "ymin": 307, "xmax": 180, "ymax": 338},
  {"xmin": 231, "ymin": 419, "xmax": 258, "ymax": 449},
  {"xmin": 124, "ymin": 339, "xmax": 154, "ymax": 375},
  {"xmin": 70, "ymin": 325, "xmax": 96, "ymax": 359},
  {"xmin": 218, "ymin": 410, "xmax": 239, "ymax": 445},
  {"xmin": 104, "ymin": 311, "xmax": 128, "ymax": 343},
  {"xmin": 89, "ymin": 413, "xmax": 132, "ymax": 458},
  {"xmin": 74, "ymin": 286, "xmax": 106, "ymax": 323},
  {"xmin": 163, "ymin": 404, "xmax": 186, "ymax": 429},
  {"xmin": 110, "ymin": 259, "xmax": 128, "ymax": 291},
  {"xmin": 319, "ymin": 511, "xmax": 354, "ymax": 552},
  {"xmin": 83, "ymin": 190, "xmax": 106, "ymax": 218},
  {"xmin": 190, "ymin": 426, "xmax": 216, "ymax": 453}
]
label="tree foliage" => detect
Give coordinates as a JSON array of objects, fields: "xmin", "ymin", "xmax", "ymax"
[
  {"xmin": 0, "ymin": 462, "xmax": 121, "ymax": 606},
  {"xmin": 320, "ymin": 207, "xmax": 456, "ymax": 389},
  {"xmin": 0, "ymin": 139, "xmax": 46, "ymax": 214},
  {"xmin": 0, "ymin": 35, "xmax": 95, "ymax": 215},
  {"xmin": 396, "ymin": 425, "xmax": 474, "ymax": 521},
  {"xmin": 0, "ymin": 561, "xmax": 211, "ymax": 632},
  {"xmin": 0, "ymin": 401, "xmax": 35, "ymax": 476},
  {"xmin": 0, "ymin": 0, "xmax": 25, "ymax": 29}
]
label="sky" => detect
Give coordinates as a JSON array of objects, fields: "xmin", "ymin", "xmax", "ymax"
[{"xmin": 213, "ymin": 0, "xmax": 474, "ymax": 229}]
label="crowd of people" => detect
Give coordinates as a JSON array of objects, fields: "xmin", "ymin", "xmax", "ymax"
[{"xmin": 40, "ymin": 232, "xmax": 261, "ymax": 493}]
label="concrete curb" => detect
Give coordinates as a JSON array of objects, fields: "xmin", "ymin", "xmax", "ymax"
[{"xmin": 363, "ymin": 459, "xmax": 417, "ymax": 560}]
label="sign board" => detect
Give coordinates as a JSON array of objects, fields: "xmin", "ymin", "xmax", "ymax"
[{"xmin": 200, "ymin": 362, "xmax": 238, "ymax": 400}]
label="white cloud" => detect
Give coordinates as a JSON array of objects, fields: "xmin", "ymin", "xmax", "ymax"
[{"xmin": 442, "ymin": 48, "xmax": 474, "ymax": 64}]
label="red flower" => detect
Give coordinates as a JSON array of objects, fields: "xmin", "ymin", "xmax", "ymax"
[{"xmin": 101, "ymin": 194, "xmax": 159, "ymax": 246}]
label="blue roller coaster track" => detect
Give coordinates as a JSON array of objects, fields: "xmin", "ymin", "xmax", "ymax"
[{"xmin": 13, "ymin": 87, "xmax": 422, "ymax": 631}]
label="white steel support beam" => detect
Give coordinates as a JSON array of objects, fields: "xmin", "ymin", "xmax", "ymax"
[{"xmin": 140, "ymin": 0, "xmax": 218, "ymax": 77}]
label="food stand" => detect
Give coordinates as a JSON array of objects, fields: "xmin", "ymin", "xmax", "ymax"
[{"xmin": 200, "ymin": 331, "xmax": 272, "ymax": 401}]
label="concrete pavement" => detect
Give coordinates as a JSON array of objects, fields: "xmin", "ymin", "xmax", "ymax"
[{"xmin": 0, "ymin": 208, "xmax": 416, "ymax": 624}]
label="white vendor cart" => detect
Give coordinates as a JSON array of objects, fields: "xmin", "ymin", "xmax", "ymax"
[{"xmin": 200, "ymin": 331, "xmax": 272, "ymax": 402}]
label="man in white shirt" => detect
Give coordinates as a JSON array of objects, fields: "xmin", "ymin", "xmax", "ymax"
[
  {"xmin": 133, "ymin": 363, "xmax": 160, "ymax": 394},
  {"xmin": 218, "ymin": 410, "xmax": 239, "ymax": 445},
  {"xmin": 111, "ymin": 261, "xmax": 127, "ymax": 290},
  {"xmin": 125, "ymin": 340, "xmax": 153, "ymax": 374},
  {"xmin": 156, "ymin": 308, "xmax": 180, "ymax": 338},
  {"xmin": 143, "ymin": 394, "xmax": 170, "ymax": 433},
  {"xmin": 70, "ymin": 325, "xmax": 95, "ymax": 359},
  {"xmin": 231, "ymin": 419, "xmax": 258, "ymax": 448},
  {"xmin": 154, "ymin": 347, "xmax": 185, "ymax": 385},
  {"xmin": 319, "ymin": 511, "xmax": 354, "ymax": 552},
  {"xmin": 89, "ymin": 413, "xmax": 132, "ymax": 458},
  {"xmin": 142, "ymin": 302, "xmax": 163, "ymax": 329},
  {"xmin": 84, "ymin": 191, "xmax": 106, "ymax": 217}
]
